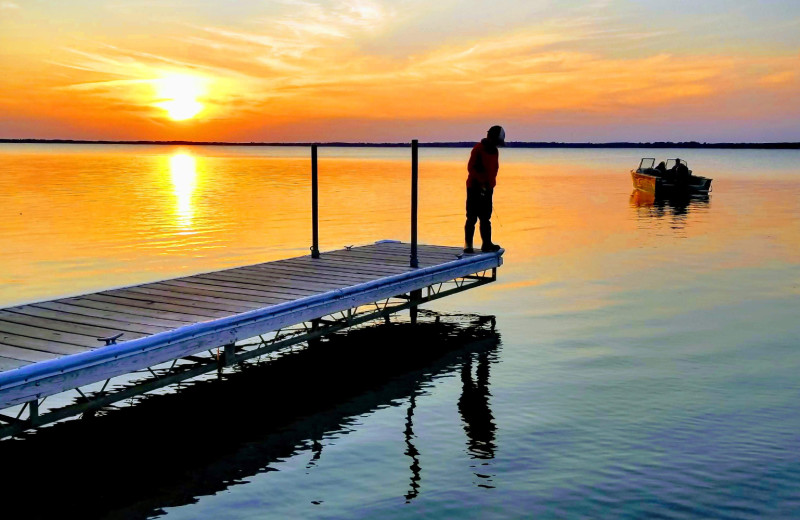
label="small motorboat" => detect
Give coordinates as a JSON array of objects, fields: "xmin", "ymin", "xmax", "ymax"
[{"xmin": 631, "ymin": 158, "xmax": 712, "ymax": 196}]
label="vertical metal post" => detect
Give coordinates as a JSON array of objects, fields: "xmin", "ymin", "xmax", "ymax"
[
  {"xmin": 224, "ymin": 343, "xmax": 236, "ymax": 367},
  {"xmin": 410, "ymin": 139, "xmax": 419, "ymax": 268},
  {"xmin": 410, "ymin": 289, "xmax": 422, "ymax": 325},
  {"xmin": 28, "ymin": 399, "xmax": 38, "ymax": 424},
  {"xmin": 311, "ymin": 144, "xmax": 320, "ymax": 259},
  {"xmin": 309, "ymin": 318, "xmax": 321, "ymax": 347}
]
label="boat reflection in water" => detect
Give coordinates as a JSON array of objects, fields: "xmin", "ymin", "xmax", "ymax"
[
  {"xmin": 1, "ymin": 311, "xmax": 500, "ymax": 519},
  {"xmin": 630, "ymin": 189, "xmax": 710, "ymax": 222}
]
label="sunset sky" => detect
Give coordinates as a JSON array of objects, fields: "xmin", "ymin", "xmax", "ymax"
[{"xmin": 1, "ymin": 0, "xmax": 798, "ymax": 142}]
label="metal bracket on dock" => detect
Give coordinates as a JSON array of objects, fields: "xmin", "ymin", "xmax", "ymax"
[{"xmin": 96, "ymin": 333, "xmax": 124, "ymax": 346}]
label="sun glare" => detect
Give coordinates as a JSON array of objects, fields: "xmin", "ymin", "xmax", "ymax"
[
  {"xmin": 154, "ymin": 75, "xmax": 206, "ymax": 121},
  {"xmin": 169, "ymin": 152, "xmax": 197, "ymax": 229}
]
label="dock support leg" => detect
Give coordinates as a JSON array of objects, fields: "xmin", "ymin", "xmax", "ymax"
[
  {"xmin": 409, "ymin": 289, "xmax": 422, "ymax": 325},
  {"xmin": 224, "ymin": 343, "xmax": 236, "ymax": 367},
  {"xmin": 309, "ymin": 319, "xmax": 321, "ymax": 347},
  {"xmin": 28, "ymin": 400, "xmax": 38, "ymax": 425}
]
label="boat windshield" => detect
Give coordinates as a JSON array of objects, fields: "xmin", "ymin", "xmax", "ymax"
[
  {"xmin": 665, "ymin": 159, "xmax": 688, "ymax": 170},
  {"xmin": 638, "ymin": 158, "xmax": 655, "ymax": 170}
]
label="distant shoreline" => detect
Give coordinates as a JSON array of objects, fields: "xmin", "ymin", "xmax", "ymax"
[{"xmin": 1, "ymin": 138, "xmax": 799, "ymax": 149}]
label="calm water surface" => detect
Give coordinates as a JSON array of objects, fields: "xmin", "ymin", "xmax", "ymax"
[{"xmin": 1, "ymin": 144, "xmax": 799, "ymax": 518}]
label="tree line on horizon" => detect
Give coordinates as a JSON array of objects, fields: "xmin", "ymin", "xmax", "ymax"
[{"xmin": 1, "ymin": 138, "xmax": 798, "ymax": 149}]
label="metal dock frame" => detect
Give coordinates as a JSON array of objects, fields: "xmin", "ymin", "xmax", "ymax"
[{"xmin": 0, "ymin": 257, "xmax": 500, "ymax": 439}]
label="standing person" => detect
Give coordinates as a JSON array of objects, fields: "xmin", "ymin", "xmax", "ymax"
[{"xmin": 464, "ymin": 125, "xmax": 505, "ymax": 253}]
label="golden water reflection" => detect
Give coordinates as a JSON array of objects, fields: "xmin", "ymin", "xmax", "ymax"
[
  {"xmin": 169, "ymin": 152, "xmax": 197, "ymax": 231},
  {"xmin": 1, "ymin": 145, "xmax": 799, "ymax": 308}
]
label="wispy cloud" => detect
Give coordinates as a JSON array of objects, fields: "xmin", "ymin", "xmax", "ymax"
[
  {"xmin": 759, "ymin": 70, "xmax": 797, "ymax": 87},
  {"xmin": 274, "ymin": 0, "xmax": 391, "ymax": 34},
  {"xmin": 0, "ymin": 1, "xmax": 20, "ymax": 10},
  {"xmin": 51, "ymin": 13, "xmax": 800, "ymax": 126}
]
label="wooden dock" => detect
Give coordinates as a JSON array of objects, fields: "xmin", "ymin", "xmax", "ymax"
[
  {"xmin": 0, "ymin": 241, "xmax": 502, "ymax": 436},
  {"xmin": 0, "ymin": 140, "xmax": 505, "ymax": 438}
]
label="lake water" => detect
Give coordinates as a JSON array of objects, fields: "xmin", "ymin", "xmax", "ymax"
[{"xmin": 1, "ymin": 144, "xmax": 799, "ymax": 518}]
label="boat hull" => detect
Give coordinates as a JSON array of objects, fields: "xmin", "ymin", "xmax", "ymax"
[
  {"xmin": 631, "ymin": 171, "xmax": 658, "ymax": 194},
  {"xmin": 631, "ymin": 170, "xmax": 712, "ymax": 196}
]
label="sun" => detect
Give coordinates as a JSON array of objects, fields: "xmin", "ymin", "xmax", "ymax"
[
  {"xmin": 160, "ymin": 98, "xmax": 203, "ymax": 121},
  {"xmin": 154, "ymin": 74, "xmax": 206, "ymax": 121}
]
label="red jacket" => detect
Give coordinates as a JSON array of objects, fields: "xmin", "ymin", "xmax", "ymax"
[{"xmin": 466, "ymin": 140, "xmax": 499, "ymax": 188}]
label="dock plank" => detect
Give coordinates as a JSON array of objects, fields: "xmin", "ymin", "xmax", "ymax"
[
  {"xmin": 0, "ymin": 319, "xmax": 102, "ymax": 348},
  {"xmin": 143, "ymin": 282, "xmax": 297, "ymax": 305},
  {"xmin": 349, "ymin": 242, "xmax": 462, "ymax": 257},
  {"xmin": 0, "ymin": 333, "xmax": 91, "ymax": 355},
  {"xmin": 112, "ymin": 287, "xmax": 266, "ymax": 312},
  {"xmin": 53, "ymin": 297, "xmax": 213, "ymax": 324},
  {"xmin": 376, "ymin": 246, "xmax": 466, "ymax": 262},
  {"xmin": 0, "ymin": 345, "xmax": 61, "ymax": 363},
  {"xmin": 378, "ymin": 242, "xmax": 463, "ymax": 255},
  {"xmin": 228, "ymin": 264, "xmax": 377, "ymax": 285},
  {"xmin": 0, "ymin": 356, "xmax": 29, "ymax": 371},
  {"xmin": 324, "ymin": 249, "xmax": 455, "ymax": 266},
  {"xmin": 189, "ymin": 273, "xmax": 309, "ymax": 292},
  {"xmin": 230, "ymin": 265, "xmax": 387, "ymax": 285},
  {"xmin": 192, "ymin": 271, "xmax": 351, "ymax": 293},
  {"xmin": 81, "ymin": 294, "xmax": 231, "ymax": 319},
  {"xmin": 0, "ymin": 312, "xmax": 150, "ymax": 342},
  {"xmin": 235, "ymin": 264, "xmax": 412, "ymax": 285},
  {"xmin": 30, "ymin": 302, "xmax": 183, "ymax": 331},
  {"xmin": 160, "ymin": 279, "xmax": 318, "ymax": 300},
  {"xmin": 277, "ymin": 253, "xmax": 413, "ymax": 269},
  {"xmin": 290, "ymin": 256, "xmax": 418, "ymax": 272},
  {"xmin": 269, "ymin": 258, "xmax": 412, "ymax": 277}
]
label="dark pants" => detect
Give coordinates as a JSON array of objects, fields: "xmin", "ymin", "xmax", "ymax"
[{"xmin": 465, "ymin": 187, "xmax": 493, "ymax": 247}]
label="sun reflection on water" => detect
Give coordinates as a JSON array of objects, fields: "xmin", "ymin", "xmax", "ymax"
[{"xmin": 169, "ymin": 153, "xmax": 197, "ymax": 231}]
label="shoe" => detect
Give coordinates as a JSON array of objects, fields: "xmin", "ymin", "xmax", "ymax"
[
  {"xmin": 481, "ymin": 243, "xmax": 501, "ymax": 252},
  {"xmin": 463, "ymin": 247, "xmax": 475, "ymax": 254}
]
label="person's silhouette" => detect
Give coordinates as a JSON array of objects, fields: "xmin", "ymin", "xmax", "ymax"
[
  {"xmin": 464, "ymin": 126, "xmax": 504, "ymax": 253},
  {"xmin": 674, "ymin": 158, "xmax": 690, "ymax": 183}
]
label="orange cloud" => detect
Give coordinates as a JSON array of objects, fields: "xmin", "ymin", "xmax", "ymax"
[{"xmin": 759, "ymin": 70, "xmax": 797, "ymax": 87}]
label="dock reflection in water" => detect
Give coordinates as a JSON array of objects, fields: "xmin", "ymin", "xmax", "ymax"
[{"xmin": 0, "ymin": 312, "xmax": 500, "ymax": 519}]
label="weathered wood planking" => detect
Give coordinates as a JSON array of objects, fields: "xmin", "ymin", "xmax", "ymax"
[
  {"xmin": 0, "ymin": 242, "xmax": 503, "ymax": 409},
  {"xmin": 0, "ymin": 356, "xmax": 29, "ymax": 371},
  {"xmin": 0, "ymin": 242, "xmax": 467, "ymax": 364}
]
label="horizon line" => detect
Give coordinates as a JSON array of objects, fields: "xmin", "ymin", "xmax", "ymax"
[{"xmin": 1, "ymin": 138, "xmax": 799, "ymax": 149}]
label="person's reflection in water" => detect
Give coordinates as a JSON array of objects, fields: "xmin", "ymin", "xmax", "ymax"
[
  {"xmin": 404, "ymin": 393, "xmax": 422, "ymax": 502},
  {"xmin": 305, "ymin": 435, "xmax": 323, "ymax": 472},
  {"xmin": 458, "ymin": 350, "xmax": 497, "ymax": 488}
]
